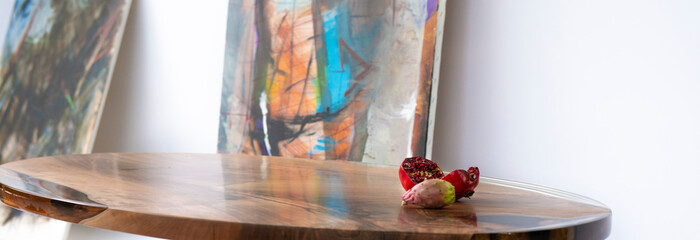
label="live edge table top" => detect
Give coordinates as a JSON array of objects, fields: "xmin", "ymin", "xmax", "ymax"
[{"xmin": 0, "ymin": 153, "xmax": 610, "ymax": 239}]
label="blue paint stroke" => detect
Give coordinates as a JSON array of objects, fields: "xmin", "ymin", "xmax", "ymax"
[
  {"xmin": 319, "ymin": 8, "xmax": 351, "ymax": 115},
  {"xmin": 2, "ymin": 0, "xmax": 38, "ymax": 65},
  {"xmin": 309, "ymin": 136, "xmax": 336, "ymax": 157},
  {"xmin": 2, "ymin": 0, "xmax": 55, "ymax": 65}
]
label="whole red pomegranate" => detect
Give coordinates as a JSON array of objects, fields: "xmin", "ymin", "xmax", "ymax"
[
  {"xmin": 398, "ymin": 157, "xmax": 444, "ymax": 191},
  {"xmin": 441, "ymin": 167, "xmax": 480, "ymax": 200}
]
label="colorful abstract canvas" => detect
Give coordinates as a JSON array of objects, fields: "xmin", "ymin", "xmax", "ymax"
[
  {"xmin": 0, "ymin": 0, "xmax": 131, "ymax": 238},
  {"xmin": 219, "ymin": 0, "xmax": 445, "ymax": 165}
]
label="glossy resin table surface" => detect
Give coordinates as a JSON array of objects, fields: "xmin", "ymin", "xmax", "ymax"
[{"xmin": 0, "ymin": 153, "xmax": 610, "ymax": 239}]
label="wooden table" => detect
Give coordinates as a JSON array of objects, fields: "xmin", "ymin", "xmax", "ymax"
[{"xmin": 0, "ymin": 153, "xmax": 610, "ymax": 239}]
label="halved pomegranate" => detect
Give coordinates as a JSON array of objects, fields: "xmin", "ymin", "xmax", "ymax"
[{"xmin": 398, "ymin": 156, "xmax": 444, "ymax": 191}]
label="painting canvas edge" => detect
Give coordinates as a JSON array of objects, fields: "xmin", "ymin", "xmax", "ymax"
[
  {"xmin": 86, "ymin": 0, "xmax": 134, "ymax": 153},
  {"xmin": 425, "ymin": 0, "xmax": 447, "ymax": 160}
]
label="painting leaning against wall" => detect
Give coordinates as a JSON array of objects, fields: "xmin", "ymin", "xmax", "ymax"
[
  {"xmin": 218, "ymin": 0, "xmax": 446, "ymax": 165},
  {"xmin": 0, "ymin": 0, "xmax": 132, "ymax": 239}
]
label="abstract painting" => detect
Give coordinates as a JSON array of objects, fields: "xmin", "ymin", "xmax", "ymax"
[
  {"xmin": 0, "ymin": 0, "xmax": 132, "ymax": 238},
  {"xmin": 219, "ymin": 0, "xmax": 445, "ymax": 165}
]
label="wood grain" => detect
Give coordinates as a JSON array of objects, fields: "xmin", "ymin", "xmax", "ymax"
[{"xmin": 0, "ymin": 153, "xmax": 611, "ymax": 239}]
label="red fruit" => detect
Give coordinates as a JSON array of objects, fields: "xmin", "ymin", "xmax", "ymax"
[
  {"xmin": 442, "ymin": 167, "xmax": 480, "ymax": 200},
  {"xmin": 442, "ymin": 170, "xmax": 469, "ymax": 200},
  {"xmin": 464, "ymin": 167, "xmax": 480, "ymax": 197},
  {"xmin": 399, "ymin": 156, "xmax": 444, "ymax": 191}
]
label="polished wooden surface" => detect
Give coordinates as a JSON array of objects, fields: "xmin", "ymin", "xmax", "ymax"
[{"xmin": 0, "ymin": 153, "xmax": 610, "ymax": 239}]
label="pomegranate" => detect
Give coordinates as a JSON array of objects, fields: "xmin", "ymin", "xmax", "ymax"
[
  {"xmin": 399, "ymin": 156, "xmax": 444, "ymax": 191},
  {"xmin": 442, "ymin": 167, "xmax": 480, "ymax": 200},
  {"xmin": 463, "ymin": 167, "xmax": 480, "ymax": 198}
]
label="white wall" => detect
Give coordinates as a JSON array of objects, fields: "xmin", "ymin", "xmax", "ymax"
[
  {"xmin": 91, "ymin": 0, "xmax": 227, "ymax": 154},
  {"xmin": 433, "ymin": 1, "xmax": 700, "ymax": 239},
  {"xmin": 2, "ymin": 0, "xmax": 700, "ymax": 239}
]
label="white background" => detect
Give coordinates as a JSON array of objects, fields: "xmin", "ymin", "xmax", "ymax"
[{"xmin": 2, "ymin": 1, "xmax": 700, "ymax": 239}]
